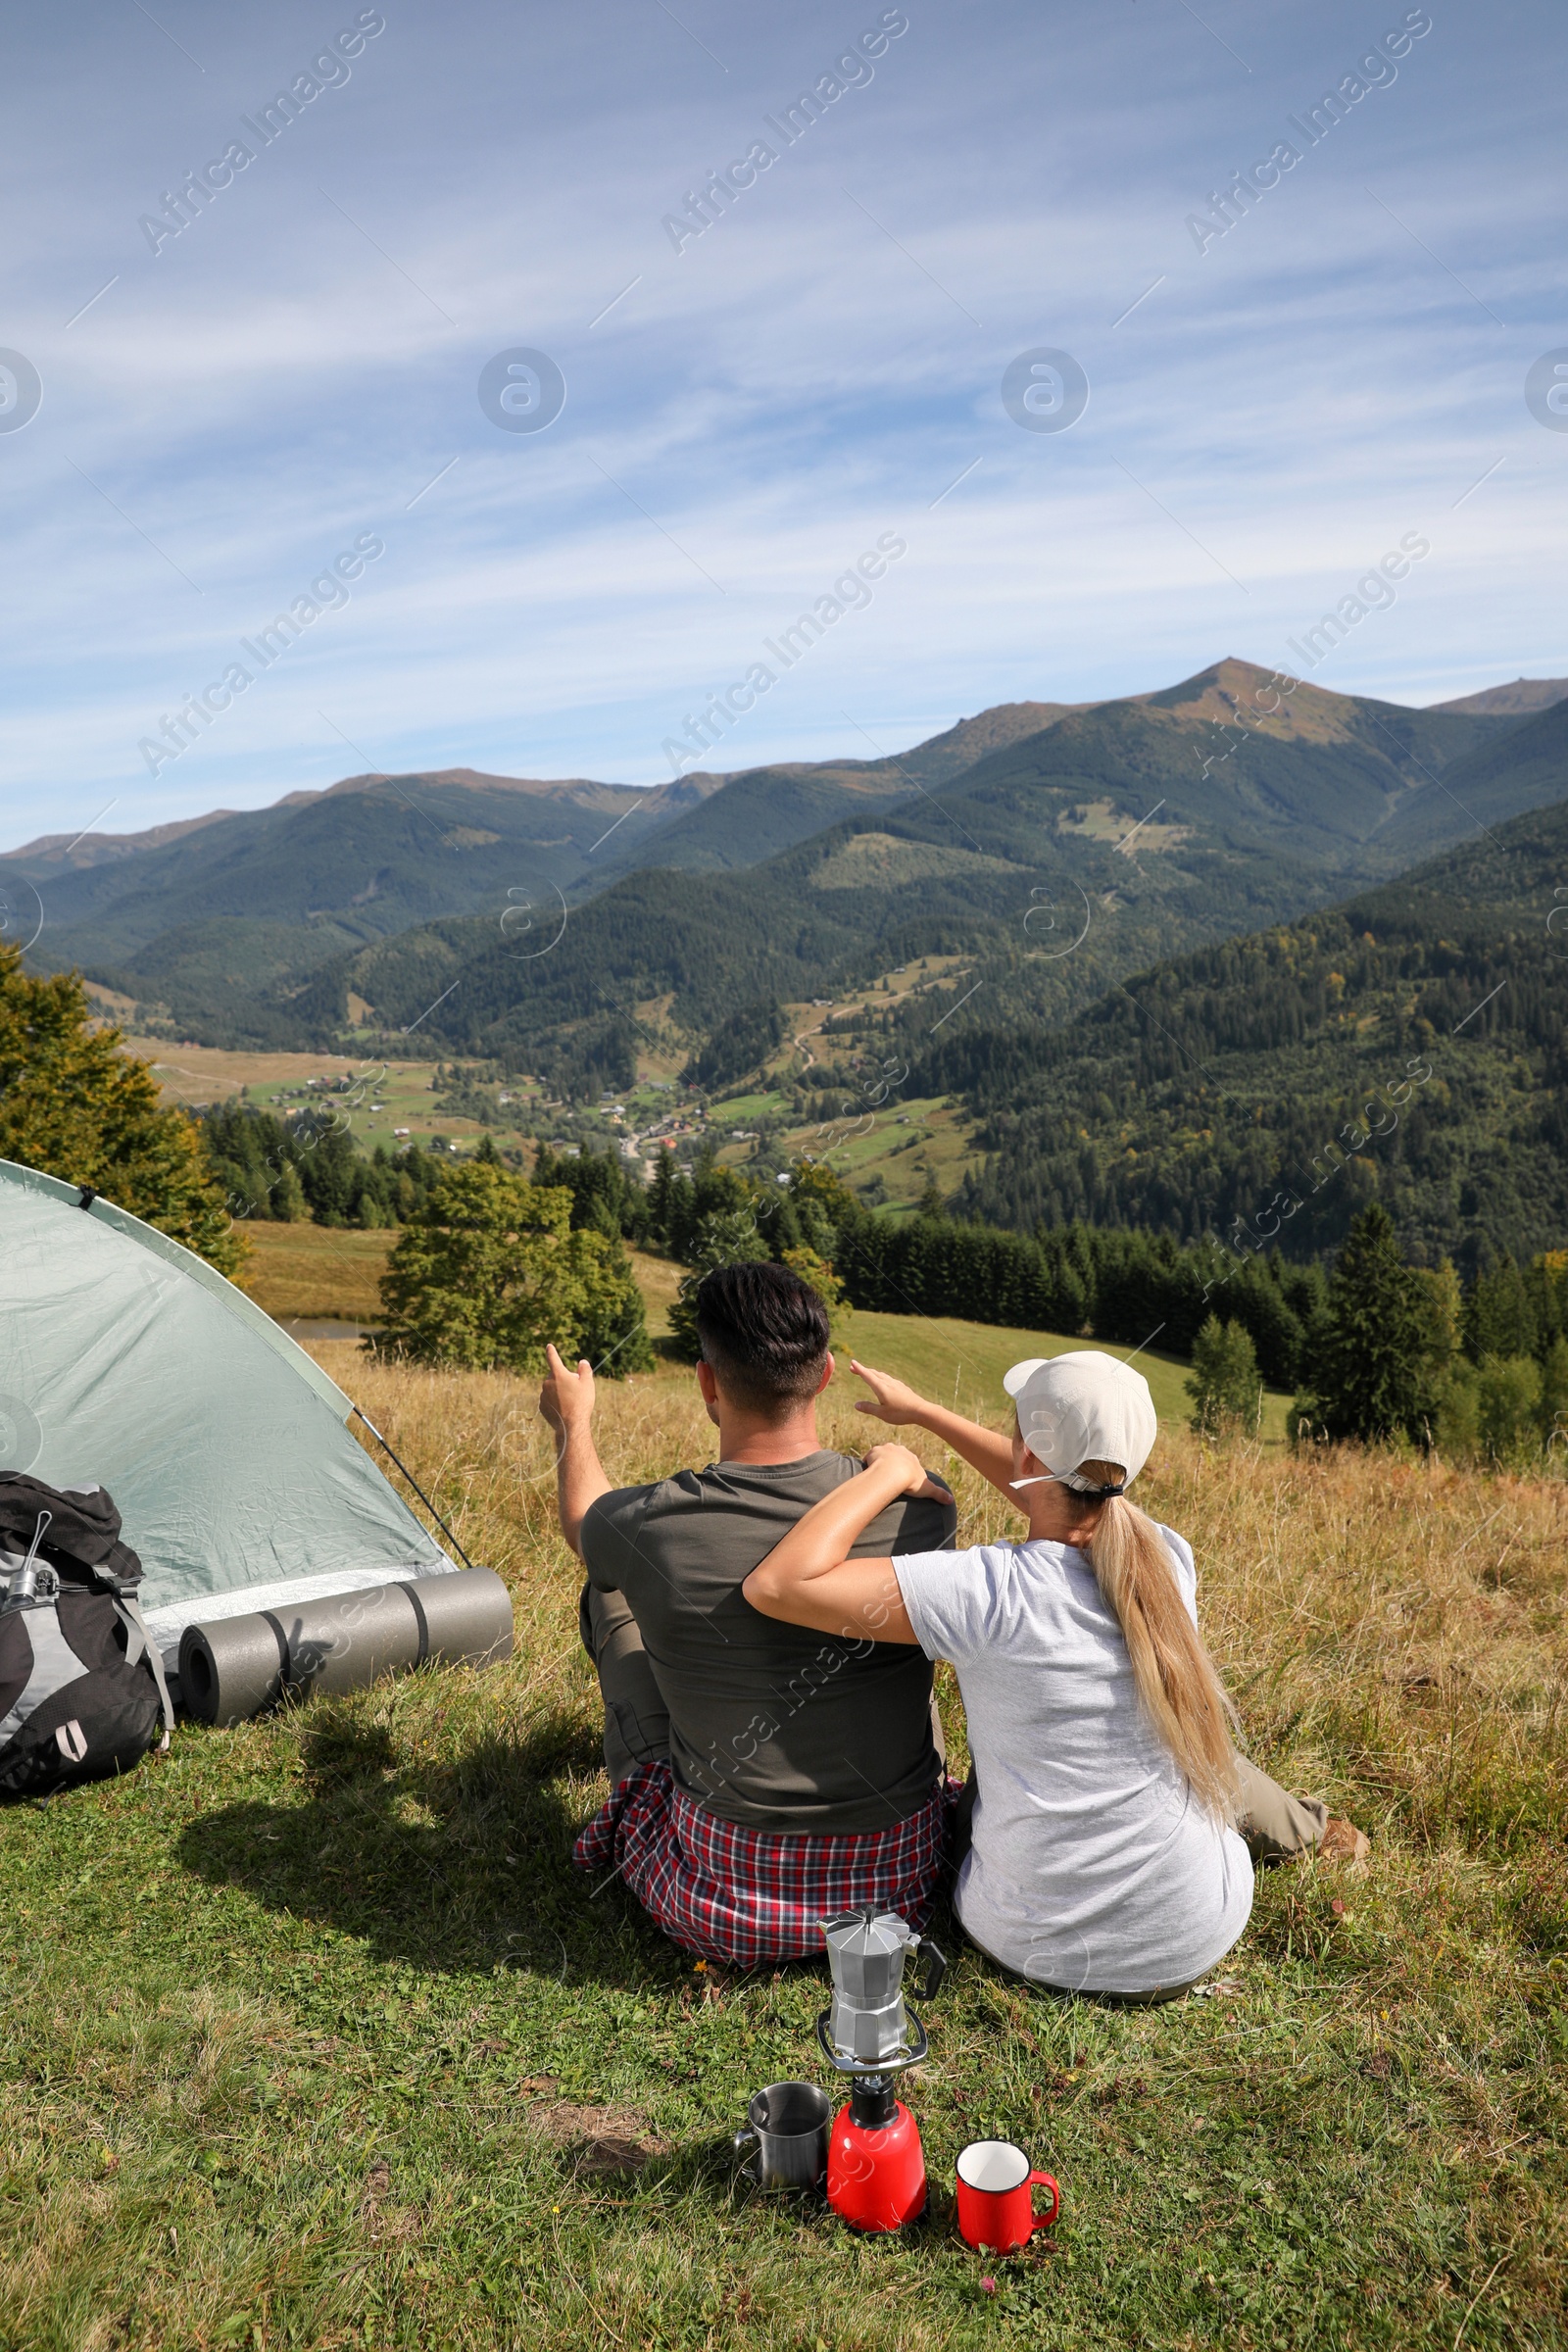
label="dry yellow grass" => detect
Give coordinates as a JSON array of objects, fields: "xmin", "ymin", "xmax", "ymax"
[
  {"xmin": 235, "ymin": 1220, "xmax": 394, "ymax": 1318},
  {"xmin": 337, "ymin": 1343, "xmax": 1568, "ymax": 1834}
]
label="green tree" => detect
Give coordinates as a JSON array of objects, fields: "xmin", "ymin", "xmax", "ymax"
[
  {"xmin": 666, "ymin": 1207, "xmax": 770, "ymax": 1361},
  {"xmin": 1433, "ymin": 1334, "xmax": 1568, "ymax": 1468},
  {"xmin": 0, "ymin": 943, "xmax": 244, "ymax": 1275},
  {"xmin": 792, "ymin": 1189, "xmax": 840, "ymax": 1257},
  {"xmin": 646, "ymin": 1144, "xmax": 681, "ymax": 1243},
  {"xmin": 1431, "ymin": 1359, "xmax": 1482, "ymax": 1461},
  {"xmin": 1538, "ymin": 1336, "xmax": 1568, "ymax": 1455},
  {"xmin": 1412, "ymin": 1259, "xmax": 1463, "ymax": 1377},
  {"xmin": 680, "ymin": 1000, "xmax": 786, "ymax": 1091},
  {"xmin": 1186, "ymin": 1315, "xmax": 1262, "ymax": 1439},
  {"xmin": 1463, "ymin": 1255, "xmax": 1538, "ymax": 1363},
  {"xmin": 273, "ymin": 1160, "xmax": 308, "ymax": 1221},
  {"xmin": 789, "ymin": 1157, "xmax": 861, "ymax": 1242},
  {"xmin": 532, "ymin": 1139, "xmax": 650, "ymax": 1244},
  {"xmin": 1476, "ymin": 1355, "xmax": 1543, "ymax": 1468},
  {"xmin": 378, "ymin": 1163, "xmax": 650, "ymax": 1373},
  {"xmin": 575, "ymin": 1228, "xmax": 657, "ymax": 1374},
  {"xmin": 781, "ymin": 1245, "xmax": 850, "ymax": 1340},
  {"xmin": 1293, "ymin": 1205, "xmax": 1432, "ymax": 1446}
]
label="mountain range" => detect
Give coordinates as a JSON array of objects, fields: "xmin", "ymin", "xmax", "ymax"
[
  {"xmin": 8, "ymin": 662, "xmax": 1567, "ymax": 1135},
  {"xmin": 6, "ymin": 701, "xmax": 1078, "ymax": 1042},
  {"xmin": 270, "ymin": 663, "xmax": 1568, "ymax": 1082}
]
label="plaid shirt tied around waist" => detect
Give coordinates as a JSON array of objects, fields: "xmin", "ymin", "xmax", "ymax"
[{"xmin": 572, "ymin": 1759, "xmax": 949, "ymax": 1969}]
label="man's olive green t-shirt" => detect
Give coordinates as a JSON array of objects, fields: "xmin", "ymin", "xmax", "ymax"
[{"xmin": 580, "ymin": 1451, "xmax": 956, "ymax": 1834}]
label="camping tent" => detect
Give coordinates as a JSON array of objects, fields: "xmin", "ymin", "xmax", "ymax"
[{"xmin": 0, "ymin": 1157, "xmax": 458, "ymax": 1663}]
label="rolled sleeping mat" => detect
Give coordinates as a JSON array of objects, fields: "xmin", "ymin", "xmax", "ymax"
[
  {"xmin": 178, "ymin": 1567, "xmax": 514, "ymax": 1726},
  {"xmin": 403, "ymin": 1565, "xmax": 514, "ymax": 1671},
  {"xmin": 178, "ymin": 1609, "xmax": 290, "ymax": 1727}
]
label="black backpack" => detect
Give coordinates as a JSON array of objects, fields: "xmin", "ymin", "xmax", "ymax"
[{"xmin": 0, "ymin": 1475, "xmax": 172, "ymax": 1797}]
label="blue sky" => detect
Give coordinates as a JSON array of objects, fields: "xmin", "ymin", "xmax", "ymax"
[{"xmin": 2, "ymin": 0, "xmax": 1564, "ymax": 846}]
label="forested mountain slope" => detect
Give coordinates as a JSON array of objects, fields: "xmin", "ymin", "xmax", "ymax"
[
  {"xmin": 3, "ymin": 707, "xmax": 1081, "ymax": 1026},
  {"xmin": 18, "ymin": 661, "xmax": 1555, "ymax": 1063},
  {"xmin": 11, "ymin": 768, "xmax": 716, "ymax": 1004},
  {"xmin": 284, "ymin": 662, "xmax": 1540, "ymax": 1081},
  {"xmin": 1373, "ymin": 694, "xmax": 1568, "ymax": 862},
  {"xmin": 924, "ymin": 794, "xmax": 1568, "ymax": 1274},
  {"xmin": 585, "ymin": 699, "xmax": 1095, "ymax": 881},
  {"xmin": 931, "ymin": 656, "xmax": 1544, "ymax": 879}
]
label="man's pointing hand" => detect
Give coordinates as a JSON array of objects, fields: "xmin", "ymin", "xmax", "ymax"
[{"xmin": 539, "ymin": 1342, "xmax": 595, "ymax": 1438}]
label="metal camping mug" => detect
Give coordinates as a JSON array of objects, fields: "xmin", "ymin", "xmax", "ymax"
[
  {"xmin": 733, "ymin": 2081, "xmax": 832, "ymax": 2192},
  {"xmin": 955, "ymin": 2139, "xmax": 1060, "ymax": 2253}
]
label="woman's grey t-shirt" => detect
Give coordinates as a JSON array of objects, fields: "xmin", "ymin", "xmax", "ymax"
[
  {"xmin": 581, "ymin": 1451, "xmax": 956, "ymax": 1835},
  {"xmin": 895, "ymin": 1528, "xmax": 1253, "ymax": 1995}
]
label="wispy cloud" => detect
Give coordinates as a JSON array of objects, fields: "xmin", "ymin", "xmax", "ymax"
[{"xmin": 1, "ymin": 0, "xmax": 1563, "ymax": 842}]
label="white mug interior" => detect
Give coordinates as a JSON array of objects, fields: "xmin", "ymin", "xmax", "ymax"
[{"xmin": 957, "ymin": 2138, "xmax": 1030, "ymax": 2193}]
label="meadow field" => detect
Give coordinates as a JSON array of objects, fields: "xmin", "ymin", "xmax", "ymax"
[
  {"xmin": 0, "ymin": 1341, "xmax": 1563, "ymax": 2349},
  {"xmin": 121, "ymin": 1046, "xmax": 546, "ymax": 1161},
  {"xmin": 232, "ymin": 1221, "xmax": 1297, "ymax": 1442}
]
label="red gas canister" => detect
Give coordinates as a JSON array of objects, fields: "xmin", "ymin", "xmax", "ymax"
[{"xmin": 826, "ymin": 2082, "xmax": 927, "ymax": 2232}]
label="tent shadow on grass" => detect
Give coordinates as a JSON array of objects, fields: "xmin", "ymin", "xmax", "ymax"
[{"xmin": 174, "ymin": 1707, "xmax": 689, "ymax": 1992}]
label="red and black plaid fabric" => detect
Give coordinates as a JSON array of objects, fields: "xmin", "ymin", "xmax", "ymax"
[{"xmin": 572, "ymin": 1761, "xmax": 948, "ymax": 1969}]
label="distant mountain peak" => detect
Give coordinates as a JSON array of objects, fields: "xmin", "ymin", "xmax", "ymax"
[
  {"xmin": 1, "ymin": 765, "xmax": 703, "ymax": 869},
  {"xmin": 906, "ymin": 699, "xmax": 1095, "ymax": 766},
  {"xmin": 1428, "ymin": 676, "xmax": 1568, "ymax": 717},
  {"xmin": 1126, "ymin": 657, "xmax": 1415, "ymax": 749},
  {"xmin": 6, "ymin": 806, "xmax": 244, "ymax": 867},
  {"xmin": 318, "ymin": 765, "xmax": 669, "ymax": 808}
]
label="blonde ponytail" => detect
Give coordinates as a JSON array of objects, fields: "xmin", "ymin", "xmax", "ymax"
[{"xmin": 1066, "ymin": 1461, "xmax": 1239, "ymax": 1822}]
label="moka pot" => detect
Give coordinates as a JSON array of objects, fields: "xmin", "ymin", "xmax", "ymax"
[{"xmin": 815, "ymin": 1905, "xmax": 947, "ymax": 2233}]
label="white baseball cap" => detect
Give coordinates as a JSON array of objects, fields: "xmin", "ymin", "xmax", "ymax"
[{"xmin": 1002, "ymin": 1350, "xmax": 1158, "ymax": 1492}]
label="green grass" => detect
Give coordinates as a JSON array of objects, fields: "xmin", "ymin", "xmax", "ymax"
[
  {"xmin": 709, "ymin": 1092, "xmax": 790, "ymax": 1125},
  {"xmin": 2, "ymin": 1358, "xmax": 1563, "ymax": 2349},
  {"xmin": 833, "ymin": 1307, "xmax": 1295, "ymax": 1446},
  {"xmin": 757, "ymin": 1094, "xmax": 979, "ymax": 1213},
  {"xmin": 236, "ymin": 1235, "xmax": 1293, "ymax": 1443},
  {"xmin": 5, "ymin": 1653, "xmax": 1561, "ymax": 2349}
]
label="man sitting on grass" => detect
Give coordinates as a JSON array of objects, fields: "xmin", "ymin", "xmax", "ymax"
[{"xmin": 539, "ymin": 1261, "xmax": 957, "ymax": 1968}]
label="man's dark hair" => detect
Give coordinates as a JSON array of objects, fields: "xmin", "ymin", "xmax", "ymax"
[{"xmin": 694, "ymin": 1261, "xmax": 830, "ymax": 1416}]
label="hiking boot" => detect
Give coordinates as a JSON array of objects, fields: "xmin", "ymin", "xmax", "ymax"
[{"xmin": 1317, "ymin": 1817, "xmax": 1370, "ymax": 1865}]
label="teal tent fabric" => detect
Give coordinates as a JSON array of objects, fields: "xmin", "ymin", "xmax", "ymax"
[{"xmin": 0, "ymin": 1158, "xmax": 452, "ymax": 1651}]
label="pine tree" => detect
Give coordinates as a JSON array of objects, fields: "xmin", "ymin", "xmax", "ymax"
[
  {"xmin": 1463, "ymin": 1255, "xmax": 1538, "ymax": 1362},
  {"xmin": 0, "ymin": 943, "xmax": 243, "ymax": 1275},
  {"xmin": 1293, "ymin": 1205, "xmax": 1431, "ymax": 1446},
  {"xmin": 646, "ymin": 1145, "xmax": 678, "ymax": 1245}
]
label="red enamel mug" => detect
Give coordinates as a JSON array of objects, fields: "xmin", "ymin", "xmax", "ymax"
[{"xmin": 955, "ymin": 2139, "xmax": 1059, "ymax": 2253}]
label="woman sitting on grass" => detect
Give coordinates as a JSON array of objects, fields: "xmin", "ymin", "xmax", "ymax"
[{"xmin": 744, "ymin": 1349, "xmax": 1365, "ymax": 2001}]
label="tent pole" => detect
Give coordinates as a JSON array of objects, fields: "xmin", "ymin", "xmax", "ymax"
[{"xmin": 350, "ymin": 1405, "xmax": 479, "ymax": 1573}]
